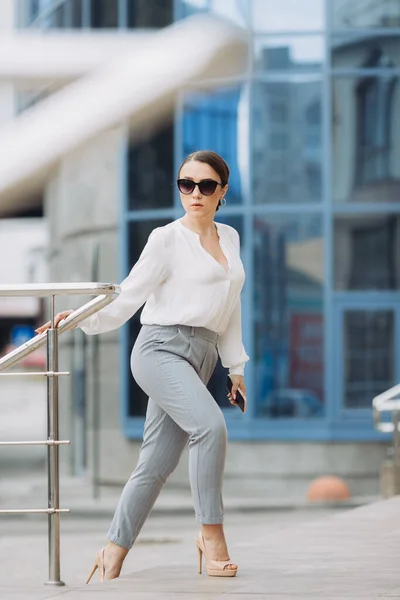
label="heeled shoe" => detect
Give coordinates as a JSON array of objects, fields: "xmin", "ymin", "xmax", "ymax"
[
  {"xmin": 195, "ymin": 533, "xmax": 238, "ymax": 577},
  {"xmin": 86, "ymin": 548, "xmax": 105, "ymax": 584}
]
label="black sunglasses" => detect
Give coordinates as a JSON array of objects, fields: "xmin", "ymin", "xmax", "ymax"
[{"xmin": 177, "ymin": 178, "xmax": 223, "ymax": 196}]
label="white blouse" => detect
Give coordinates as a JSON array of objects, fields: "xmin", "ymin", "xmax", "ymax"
[{"xmin": 80, "ymin": 218, "xmax": 250, "ymax": 376}]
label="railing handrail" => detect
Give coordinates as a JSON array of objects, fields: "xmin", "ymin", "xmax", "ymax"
[
  {"xmin": 372, "ymin": 383, "xmax": 400, "ymax": 433},
  {"xmin": 0, "ymin": 282, "xmax": 119, "ymax": 297},
  {"xmin": 0, "ymin": 283, "xmax": 120, "ymax": 372}
]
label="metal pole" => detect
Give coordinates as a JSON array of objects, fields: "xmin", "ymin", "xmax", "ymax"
[
  {"xmin": 393, "ymin": 410, "xmax": 399, "ymax": 495},
  {"xmin": 92, "ymin": 243, "xmax": 100, "ymax": 499},
  {"xmin": 45, "ymin": 295, "xmax": 64, "ymax": 587}
]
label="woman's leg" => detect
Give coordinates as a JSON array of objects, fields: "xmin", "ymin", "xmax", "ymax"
[
  {"xmin": 196, "ymin": 339, "xmax": 236, "ymax": 568},
  {"xmin": 100, "ymin": 326, "xmax": 231, "ymax": 577},
  {"xmin": 144, "ymin": 353, "xmax": 235, "ymax": 569},
  {"xmin": 107, "ymin": 398, "xmax": 188, "ymax": 549},
  {"xmin": 131, "ymin": 335, "xmax": 227, "ymax": 528},
  {"xmin": 100, "ymin": 398, "xmax": 188, "ymax": 578}
]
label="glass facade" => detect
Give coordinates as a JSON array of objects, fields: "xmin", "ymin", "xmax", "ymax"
[
  {"xmin": 253, "ymin": 215, "xmax": 324, "ymax": 419},
  {"xmin": 19, "ymin": 0, "xmax": 400, "ymax": 439},
  {"xmin": 125, "ymin": 0, "xmax": 400, "ymax": 438},
  {"xmin": 18, "ymin": 0, "xmax": 173, "ymax": 29}
]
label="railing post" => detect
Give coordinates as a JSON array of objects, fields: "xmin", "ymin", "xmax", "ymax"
[
  {"xmin": 45, "ymin": 295, "xmax": 64, "ymax": 587},
  {"xmin": 393, "ymin": 410, "xmax": 399, "ymax": 495}
]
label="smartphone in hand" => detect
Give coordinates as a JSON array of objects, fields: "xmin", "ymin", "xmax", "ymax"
[{"xmin": 226, "ymin": 376, "xmax": 246, "ymax": 413}]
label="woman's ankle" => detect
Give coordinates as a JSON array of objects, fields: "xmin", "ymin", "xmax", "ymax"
[
  {"xmin": 105, "ymin": 541, "xmax": 129, "ymax": 561},
  {"xmin": 201, "ymin": 524, "xmax": 225, "ymax": 540}
]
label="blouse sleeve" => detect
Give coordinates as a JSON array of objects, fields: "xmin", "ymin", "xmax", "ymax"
[
  {"xmin": 79, "ymin": 227, "xmax": 168, "ymax": 335},
  {"xmin": 217, "ymin": 228, "xmax": 250, "ymax": 376}
]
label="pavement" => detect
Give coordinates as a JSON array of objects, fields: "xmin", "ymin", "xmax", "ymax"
[
  {"xmin": 2, "ymin": 376, "xmax": 399, "ymax": 598},
  {"xmin": 1, "ymin": 482, "xmax": 400, "ymax": 600}
]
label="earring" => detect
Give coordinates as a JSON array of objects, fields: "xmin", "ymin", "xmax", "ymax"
[{"xmin": 220, "ymin": 197, "xmax": 227, "ymax": 206}]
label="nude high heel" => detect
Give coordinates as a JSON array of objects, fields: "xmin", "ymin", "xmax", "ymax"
[
  {"xmin": 86, "ymin": 548, "xmax": 105, "ymax": 584},
  {"xmin": 195, "ymin": 533, "xmax": 238, "ymax": 577}
]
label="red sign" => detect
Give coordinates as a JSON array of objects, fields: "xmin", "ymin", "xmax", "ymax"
[{"xmin": 289, "ymin": 313, "xmax": 323, "ymax": 400}]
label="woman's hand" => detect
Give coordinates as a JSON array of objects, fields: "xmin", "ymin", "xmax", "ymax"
[
  {"xmin": 35, "ymin": 309, "xmax": 75, "ymax": 335},
  {"xmin": 227, "ymin": 374, "xmax": 247, "ymax": 412}
]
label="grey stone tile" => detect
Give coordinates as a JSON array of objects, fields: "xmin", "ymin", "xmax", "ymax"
[{"xmin": 0, "ymin": 587, "xmax": 69, "ymax": 600}]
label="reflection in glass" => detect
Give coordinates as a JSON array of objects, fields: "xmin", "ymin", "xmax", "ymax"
[
  {"xmin": 127, "ymin": 0, "xmax": 172, "ymax": 28},
  {"xmin": 332, "ymin": 34, "xmax": 400, "ymax": 68},
  {"xmin": 209, "ymin": 0, "xmax": 251, "ymax": 28},
  {"xmin": 334, "ymin": 215, "xmax": 400, "ymax": 290},
  {"xmin": 208, "ymin": 216, "xmax": 244, "ymax": 411},
  {"xmin": 70, "ymin": 0, "xmax": 83, "ymax": 27},
  {"xmin": 183, "ymin": 87, "xmax": 247, "ymax": 205},
  {"xmin": 254, "ymin": 36, "xmax": 324, "ymax": 72},
  {"xmin": 91, "ymin": 0, "xmax": 118, "ymax": 28},
  {"xmin": 251, "ymin": 0, "xmax": 324, "ymax": 31},
  {"xmin": 253, "ymin": 81, "xmax": 322, "ymax": 203},
  {"xmin": 254, "ymin": 215, "xmax": 324, "ymax": 419},
  {"xmin": 332, "ymin": 75, "xmax": 400, "ymax": 203},
  {"xmin": 26, "ymin": 0, "xmax": 40, "ymax": 25},
  {"xmin": 331, "ymin": 0, "xmax": 400, "ymax": 29},
  {"xmin": 127, "ymin": 122, "xmax": 174, "ymax": 210},
  {"xmin": 22, "ymin": 0, "xmax": 84, "ymax": 29},
  {"xmin": 343, "ymin": 310, "xmax": 394, "ymax": 409},
  {"xmin": 176, "ymin": 0, "xmax": 209, "ymax": 18},
  {"xmin": 45, "ymin": 5, "xmax": 65, "ymax": 28},
  {"xmin": 127, "ymin": 219, "xmax": 171, "ymax": 417}
]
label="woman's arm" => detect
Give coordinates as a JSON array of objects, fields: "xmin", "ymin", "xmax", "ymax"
[
  {"xmin": 217, "ymin": 296, "xmax": 249, "ymax": 376},
  {"xmin": 217, "ymin": 226, "xmax": 249, "ymax": 376},
  {"xmin": 79, "ymin": 227, "xmax": 168, "ymax": 335}
]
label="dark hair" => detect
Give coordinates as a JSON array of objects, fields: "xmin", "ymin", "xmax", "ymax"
[{"xmin": 179, "ymin": 150, "xmax": 229, "ymax": 211}]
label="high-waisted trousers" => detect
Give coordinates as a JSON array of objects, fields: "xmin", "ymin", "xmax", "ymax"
[{"xmin": 107, "ymin": 324, "xmax": 227, "ymax": 550}]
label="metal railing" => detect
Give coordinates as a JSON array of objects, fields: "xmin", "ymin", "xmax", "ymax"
[
  {"xmin": 373, "ymin": 383, "xmax": 400, "ymax": 495},
  {"xmin": 0, "ymin": 283, "xmax": 120, "ymax": 586}
]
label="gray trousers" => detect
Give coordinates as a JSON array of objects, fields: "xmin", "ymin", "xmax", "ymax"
[{"xmin": 107, "ymin": 324, "xmax": 227, "ymax": 549}]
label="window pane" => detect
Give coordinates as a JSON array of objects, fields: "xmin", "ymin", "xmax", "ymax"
[
  {"xmin": 176, "ymin": 0, "xmax": 208, "ymax": 18},
  {"xmin": 91, "ymin": 0, "xmax": 118, "ymax": 28},
  {"xmin": 332, "ymin": 76, "xmax": 400, "ymax": 202},
  {"xmin": 343, "ymin": 310, "xmax": 395, "ymax": 409},
  {"xmin": 254, "ymin": 215, "xmax": 324, "ymax": 419},
  {"xmin": 183, "ymin": 86, "xmax": 247, "ymax": 205},
  {"xmin": 331, "ymin": 0, "xmax": 400, "ymax": 29},
  {"xmin": 70, "ymin": 0, "xmax": 83, "ymax": 27},
  {"xmin": 332, "ymin": 34, "xmax": 400, "ymax": 68},
  {"xmin": 253, "ymin": 80, "xmax": 322, "ymax": 203},
  {"xmin": 27, "ymin": 0, "xmax": 40, "ymax": 24},
  {"xmin": 127, "ymin": 219, "xmax": 171, "ymax": 417},
  {"xmin": 251, "ymin": 0, "xmax": 324, "ymax": 32},
  {"xmin": 127, "ymin": 122, "xmax": 174, "ymax": 210},
  {"xmin": 128, "ymin": 0, "xmax": 173, "ymax": 28},
  {"xmin": 254, "ymin": 36, "xmax": 324, "ymax": 73},
  {"xmin": 209, "ymin": 0, "xmax": 251, "ymax": 28},
  {"xmin": 334, "ymin": 215, "xmax": 400, "ymax": 290},
  {"xmin": 208, "ymin": 216, "xmax": 245, "ymax": 411},
  {"xmin": 44, "ymin": 4, "xmax": 66, "ymax": 28}
]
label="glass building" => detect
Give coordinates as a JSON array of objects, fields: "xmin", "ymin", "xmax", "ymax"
[{"xmin": 17, "ymin": 0, "xmax": 400, "ymax": 442}]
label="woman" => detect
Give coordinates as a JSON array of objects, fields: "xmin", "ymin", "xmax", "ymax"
[{"xmin": 36, "ymin": 150, "xmax": 249, "ymax": 581}]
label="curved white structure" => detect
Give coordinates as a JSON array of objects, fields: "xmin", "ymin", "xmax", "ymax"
[{"xmin": 0, "ymin": 16, "xmax": 248, "ymax": 214}]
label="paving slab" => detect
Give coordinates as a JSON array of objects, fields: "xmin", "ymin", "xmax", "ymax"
[{"xmin": 1, "ymin": 497, "xmax": 400, "ymax": 599}]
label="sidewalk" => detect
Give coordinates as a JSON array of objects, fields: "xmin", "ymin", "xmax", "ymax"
[{"xmin": 1, "ymin": 495, "xmax": 400, "ymax": 599}]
